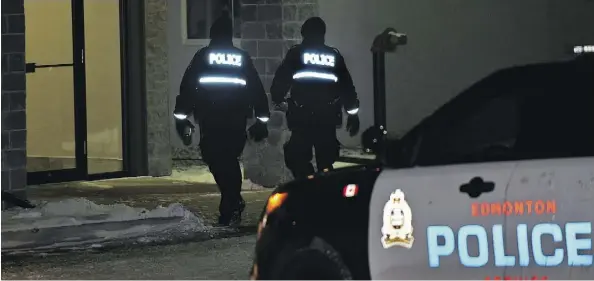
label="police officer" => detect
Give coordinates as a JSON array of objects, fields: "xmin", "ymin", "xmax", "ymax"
[
  {"xmin": 271, "ymin": 17, "xmax": 360, "ymax": 179},
  {"xmin": 173, "ymin": 13, "xmax": 270, "ymax": 226}
]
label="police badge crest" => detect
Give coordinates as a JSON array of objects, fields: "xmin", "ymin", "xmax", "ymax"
[{"xmin": 381, "ymin": 189, "xmax": 414, "ymax": 249}]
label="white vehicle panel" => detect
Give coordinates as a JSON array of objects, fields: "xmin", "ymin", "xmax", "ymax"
[
  {"xmin": 504, "ymin": 157, "xmax": 594, "ymax": 280},
  {"xmin": 368, "ymin": 162, "xmax": 517, "ymax": 279}
]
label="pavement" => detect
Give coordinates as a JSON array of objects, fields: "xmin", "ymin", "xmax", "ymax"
[
  {"xmin": 2, "ymin": 174, "xmax": 272, "ymax": 255},
  {"xmin": 25, "ymin": 177, "xmax": 272, "ymax": 227},
  {"xmin": 1, "ymin": 159, "xmax": 363, "ymax": 255},
  {"xmin": 1, "ymin": 234, "xmax": 258, "ymax": 280}
]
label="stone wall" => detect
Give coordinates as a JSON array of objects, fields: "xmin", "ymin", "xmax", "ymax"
[
  {"xmin": 145, "ymin": 0, "xmax": 172, "ymax": 176},
  {"xmin": 241, "ymin": 0, "xmax": 319, "ymax": 186},
  {"xmin": 2, "ymin": 0, "xmax": 27, "ymax": 198},
  {"xmin": 240, "ymin": 0, "xmax": 318, "ymax": 89}
]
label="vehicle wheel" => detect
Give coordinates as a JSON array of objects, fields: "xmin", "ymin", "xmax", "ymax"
[{"xmin": 268, "ymin": 237, "xmax": 352, "ymax": 280}]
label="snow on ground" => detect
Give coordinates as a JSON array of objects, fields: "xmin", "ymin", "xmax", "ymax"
[
  {"xmin": 1, "ymin": 198, "xmax": 213, "ymax": 252},
  {"xmin": 1, "ymin": 198, "xmax": 205, "ymax": 232},
  {"xmin": 1, "ymin": 176, "xmax": 267, "ymax": 251},
  {"xmin": 166, "ymin": 164, "xmax": 267, "ymax": 191},
  {"xmin": 167, "ymin": 164, "xmax": 216, "ymax": 183}
]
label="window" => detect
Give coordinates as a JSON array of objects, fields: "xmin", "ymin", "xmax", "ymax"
[
  {"xmin": 389, "ymin": 62, "xmax": 594, "ymax": 168},
  {"xmin": 415, "ymin": 95, "xmax": 520, "ymax": 166},
  {"xmin": 181, "ymin": 0, "xmax": 241, "ymax": 45}
]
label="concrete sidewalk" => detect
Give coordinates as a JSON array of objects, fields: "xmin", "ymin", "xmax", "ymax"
[
  {"xmin": 24, "ymin": 176, "xmax": 271, "ymax": 226},
  {"xmin": 2, "ymin": 176, "xmax": 272, "ymax": 255},
  {"xmin": 1, "ymin": 160, "xmax": 362, "ymax": 255}
]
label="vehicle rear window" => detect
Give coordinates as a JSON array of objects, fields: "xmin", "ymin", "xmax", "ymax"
[
  {"xmin": 416, "ymin": 96, "xmax": 520, "ymax": 166},
  {"xmin": 393, "ymin": 61, "xmax": 594, "ymax": 167}
]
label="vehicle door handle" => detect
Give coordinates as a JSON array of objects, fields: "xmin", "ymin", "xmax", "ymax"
[{"xmin": 460, "ymin": 177, "xmax": 495, "ymax": 198}]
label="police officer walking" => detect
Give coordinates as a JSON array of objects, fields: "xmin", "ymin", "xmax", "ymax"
[
  {"xmin": 173, "ymin": 13, "xmax": 270, "ymax": 226},
  {"xmin": 271, "ymin": 17, "xmax": 360, "ymax": 179}
]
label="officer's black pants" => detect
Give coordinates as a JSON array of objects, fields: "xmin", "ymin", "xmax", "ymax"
[
  {"xmin": 199, "ymin": 118, "xmax": 247, "ymax": 217},
  {"xmin": 284, "ymin": 125, "xmax": 339, "ymax": 179}
]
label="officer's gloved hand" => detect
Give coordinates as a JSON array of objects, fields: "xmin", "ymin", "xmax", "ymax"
[
  {"xmin": 248, "ymin": 118, "xmax": 269, "ymax": 142},
  {"xmin": 175, "ymin": 119, "xmax": 195, "ymax": 146},
  {"xmin": 346, "ymin": 114, "xmax": 360, "ymax": 137}
]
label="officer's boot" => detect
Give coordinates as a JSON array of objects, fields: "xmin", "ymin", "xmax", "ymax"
[
  {"xmin": 218, "ymin": 196, "xmax": 245, "ymax": 227},
  {"xmin": 213, "ymin": 159, "xmax": 244, "ymax": 227},
  {"xmin": 217, "ymin": 197, "xmax": 231, "ymax": 226},
  {"xmin": 229, "ymin": 197, "xmax": 246, "ymax": 227}
]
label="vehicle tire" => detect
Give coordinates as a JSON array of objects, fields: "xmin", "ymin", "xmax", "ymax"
[{"xmin": 268, "ymin": 237, "xmax": 353, "ymax": 280}]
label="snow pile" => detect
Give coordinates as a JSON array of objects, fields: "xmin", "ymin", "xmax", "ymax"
[
  {"xmin": 2, "ymin": 198, "xmax": 206, "ymax": 232},
  {"xmin": 243, "ymin": 111, "xmax": 293, "ymax": 188},
  {"xmin": 241, "ymin": 179, "xmax": 266, "ymax": 191},
  {"xmin": 168, "ymin": 165, "xmax": 215, "ymax": 183},
  {"xmin": 1, "ymin": 198, "xmax": 210, "ymax": 252}
]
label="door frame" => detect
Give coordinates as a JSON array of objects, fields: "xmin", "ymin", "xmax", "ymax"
[
  {"xmin": 27, "ymin": 0, "xmax": 136, "ymax": 185},
  {"xmin": 87, "ymin": 0, "xmax": 148, "ymax": 180},
  {"xmin": 26, "ymin": 0, "xmax": 87, "ymax": 185}
]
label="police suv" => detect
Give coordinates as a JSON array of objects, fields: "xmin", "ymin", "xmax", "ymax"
[{"xmin": 250, "ymin": 39, "xmax": 594, "ymax": 280}]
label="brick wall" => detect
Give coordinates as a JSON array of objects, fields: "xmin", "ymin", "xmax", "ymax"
[
  {"xmin": 239, "ymin": 0, "xmax": 318, "ymax": 187},
  {"xmin": 2, "ymin": 0, "xmax": 27, "ymax": 198},
  {"xmin": 240, "ymin": 0, "xmax": 318, "ymax": 92}
]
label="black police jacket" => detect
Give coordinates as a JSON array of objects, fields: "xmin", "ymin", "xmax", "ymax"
[
  {"xmin": 270, "ymin": 42, "xmax": 359, "ymax": 125},
  {"xmin": 175, "ymin": 41, "xmax": 270, "ymax": 123}
]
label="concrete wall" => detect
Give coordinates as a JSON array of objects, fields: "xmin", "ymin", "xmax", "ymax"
[
  {"xmin": 145, "ymin": 0, "xmax": 172, "ymax": 176},
  {"xmin": 2, "ymin": 0, "xmax": 27, "ymax": 197},
  {"xmin": 167, "ymin": 0, "xmax": 203, "ymax": 161},
  {"xmin": 319, "ymin": 0, "xmax": 594, "ymax": 141}
]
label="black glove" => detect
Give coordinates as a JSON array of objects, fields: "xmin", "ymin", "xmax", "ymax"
[
  {"xmin": 346, "ymin": 114, "xmax": 360, "ymax": 137},
  {"xmin": 175, "ymin": 119, "xmax": 195, "ymax": 146},
  {"xmin": 248, "ymin": 121, "xmax": 268, "ymax": 142}
]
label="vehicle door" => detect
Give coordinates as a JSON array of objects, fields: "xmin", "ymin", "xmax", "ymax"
[
  {"xmin": 369, "ymin": 81, "xmax": 526, "ymax": 279},
  {"xmin": 503, "ymin": 66, "xmax": 594, "ymax": 280}
]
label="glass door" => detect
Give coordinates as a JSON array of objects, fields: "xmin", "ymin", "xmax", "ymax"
[
  {"xmin": 25, "ymin": 0, "xmax": 87, "ymax": 184},
  {"xmin": 84, "ymin": 0, "xmax": 125, "ymax": 176}
]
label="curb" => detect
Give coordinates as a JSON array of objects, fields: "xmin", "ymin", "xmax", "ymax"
[
  {"xmin": 1, "ymin": 191, "xmax": 269, "ymax": 259},
  {"xmin": 1, "ymin": 224, "xmax": 258, "ymax": 260}
]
